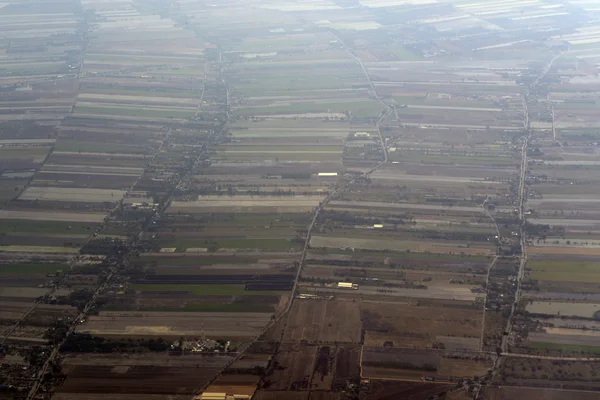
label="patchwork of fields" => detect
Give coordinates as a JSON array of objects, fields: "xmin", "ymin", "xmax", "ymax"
[{"xmin": 3, "ymin": 0, "xmax": 600, "ymax": 399}]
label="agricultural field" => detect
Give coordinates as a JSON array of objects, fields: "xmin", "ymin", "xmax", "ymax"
[{"xmin": 3, "ymin": 0, "xmax": 600, "ymax": 398}]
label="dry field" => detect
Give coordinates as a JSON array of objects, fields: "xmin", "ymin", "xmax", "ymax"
[
  {"xmin": 19, "ymin": 187, "xmax": 126, "ymax": 203},
  {"xmin": 361, "ymin": 301, "xmax": 482, "ymax": 349},
  {"xmin": 0, "ymin": 210, "xmax": 106, "ymax": 223},
  {"xmin": 77, "ymin": 311, "xmax": 273, "ymax": 339},
  {"xmin": 361, "ymin": 347, "xmax": 492, "ymax": 380},
  {"xmin": 526, "ymin": 302, "xmax": 600, "ymax": 318},
  {"xmin": 169, "ymin": 195, "xmax": 322, "ymax": 213},
  {"xmin": 310, "ymin": 236, "xmax": 493, "ymax": 256},
  {"xmin": 262, "ymin": 344, "xmax": 318, "ymax": 391},
  {"xmin": 56, "ymin": 364, "xmax": 220, "ymax": 396},
  {"xmin": 52, "ymin": 395, "xmax": 190, "ymax": 400},
  {"xmin": 283, "ymin": 299, "xmax": 361, "ymax": 344},
  {"xmin": 485, "ymin": 387, "xmax": 600, "ymax": 400}
]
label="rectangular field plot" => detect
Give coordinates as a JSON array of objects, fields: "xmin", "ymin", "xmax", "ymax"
[
  {"xmin": 361, "ymin": 302, "xmax": 482, "ymax": 349},
  {"xmin": 484, "ymin": 387, "xmax": 600, "ymax": 400},
  {"xmin": 283, "ymin": 299, "xmax": 361, "ymax": 344},
  {"xmin": 77, "ymin": 311, "xmax": 273, "ymax": 339},
  {"xmin": 18, "ymin": 187, "xmax": 126, "ymax": 203},
  {"xmin": 526, "ymin": 302, "xmax": 600, "ymax": 319},
  {"xmin": 310, "ymin": 236, "xmax": 494, "ymax": 256},
  {"xmin": 260, "ymin": 344, "xmax": 317, "ymax": 391},
  {"xmin": 0, "ymin": 210, "xmax": 106, "ymax": 223},
  {"xmin": 169, "ymin": 195, "xmax": 321, "ymax": 213},
  {"xmin": 361, "ymin": 347, "xmax": 492, "ymax": 381},
  {"xmin": 57, "ymin": 364, "xmax": 222, "ymax": 396},
  {"xmin": 528, "ymin": 260, "xmax": 600, "ymax": 283}
]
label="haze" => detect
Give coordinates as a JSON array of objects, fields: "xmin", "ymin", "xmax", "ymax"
[{"xmin": 1, "ymin": 1, "xmax": 600, "ymax": 399}]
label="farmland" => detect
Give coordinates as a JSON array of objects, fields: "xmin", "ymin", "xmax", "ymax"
[{"xmin": 2, "ymin": 0, "xmax": 600, "ymax": 398}]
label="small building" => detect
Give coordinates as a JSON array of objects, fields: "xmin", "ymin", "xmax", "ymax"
[
  {"xmin": 373, "ymin": 224, "xmax": 383, "ymax": 229},
  {"xmin": 317, "ymin": 172, "xmax": 338, "ymax": 177},
  {"xmin": 338, "ymin": 282, "xmax": 359, "ymax": 290}
]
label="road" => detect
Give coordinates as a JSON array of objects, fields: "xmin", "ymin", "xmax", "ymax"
[
  {"xmin": 332, "ymin": 31, "xmax": 390, "ymax": 164},
  {"xmin": 25, "ymin": 126, "xmax": 221, "ymax": 400},
  {"xmin": 194, "ymin": 40, "xmax": 393, "ymax": 396},
  {"xmin": 195, "ymin": 107, "xmax": 393, "ymax": 396},
  {"xmin": 499, "ymin": 52, "xmax": 563, "ymax": 355}
]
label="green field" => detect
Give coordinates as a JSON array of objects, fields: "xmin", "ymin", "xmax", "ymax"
[
  {"xmin": 81, "ymin": 86, "xmax": 201, "ymax": 98},
  {"xmin": 137, "ymin": 255, "xmax": 260, "ymax": 267},
  {"xmin": 168, "ymin": 237, "xmax": 302, "ymax": 251},
  {"xmin": 528, "ymin": 341, "xmax": 600, "ymax": 355},
  {"xmin": 132, "ymin": 284, "xmax": 284, "ymax": 296},
  {"xmin": 311, "ymin": 248, "xmax": 491, "ymax": 262},
  {"xmin": 389, "ymin": 151, "xmax": 516, "ymax": 166},
  {"xmin": 182, "ymin": 303, "xmax": 274, "ymax": 312},
  {"xmin": 234, "ymin": 100, "xmax": 384, "ymax": 118},
  {"xmin": 54, "ymin": 139, "xmax": 152, "ymax": 154},
  {"xmin": 0, "ymin": 263, "xmax": 67, "ymax": 275},
  {"xmin": 529, "ymin": 260, "xmax": 600, "ymax": 282},
  {"xmin": 216, "ymin": 150, "xmax": 340, "ymax": 162},
  {"xmin": 74, "ymin": 106, "xmax": 195, "ymax": 119},
  {"xmin": 0, "ymin": 220, "xmax": 97, "ymax": 235},
  {"xmin": 215, "ymin": 145, "xmax": 342, "ymax": 152},
  {"xmin": 0, "ymin": 180, "xmax": 28, "ymax": 201},
  {"xmin": 0, "ymin": 147, "xmax": 51, "ymax": 159}
]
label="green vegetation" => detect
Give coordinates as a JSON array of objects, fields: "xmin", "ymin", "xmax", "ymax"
[
  {"xmin": 529, "ymin": 260, "xmax": 600, "ymax": 282},
  {"xmin": 81, "ymin": 85, "xmax": 200, "ymax": 98},
  {"xmin": 217, "ymin": 151, "xmax": 340, "ymax": 162},
  {"xmin": 54, "ymin": 139, "xmax": 151, "ymax": 154},
  {"xmin": 182, "ymin": 303, "xmax": 274, "ymax": 312},
  {"xmin": 0, "ymin": 180, "xmax": 28, "ymax": 201},
  {"xmin": 137, "ymin": 255, "xmax": 259, "ymax": 267},
  {"xmin": 528, "ymin": 342, "xmax": 600, "ymax": 355},
  {"xmin": 0, "ymin": 263, "xmax": 67, "ymax": 275},
  {"xmin": 234, "ymin": 100, "xmax": 384, "ymax": 118},
  {"xmin": 311, "ymin": 248, "xmax": 491, "ymax": 262},
  {"xmin": 389, "ymin": 151, "xmax": 516, "ymax": 166},
  {"xmin": 132, "ymin": 284, "xmax": 283, "ymax": 296},
  {"xmin": 215, "ymin": 145, "xmax": 342, "ymax": 152},
  {"xmin": 168, "ymin": 237, "xmax": 302, "ymax": 251},
  {"xmin": 0, "ymin": 147, "xmax": 50, "ymax": 159},
  {"xmin": 0, "ymin": 220, "xmax": 97, "ymax": 235},
  {"xmin": 74, "ymin": 105, "xmax": 195, "ymax": 119}
]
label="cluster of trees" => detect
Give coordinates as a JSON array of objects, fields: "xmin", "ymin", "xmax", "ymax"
[{"xmin": 60, "ymin": 333, "xmax": 170, "ymax": 353}]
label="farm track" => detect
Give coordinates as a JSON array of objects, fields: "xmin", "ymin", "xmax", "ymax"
[{"xmin": 480, "ymin": 52, "xmax": 566, "ymax": 391}]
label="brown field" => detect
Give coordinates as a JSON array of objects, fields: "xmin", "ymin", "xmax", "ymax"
[
  {"xmin": 261, "ymin": 344, "xmax": 318, "ymax": 391},
  {"xmin": 203, "ymin": 382, "xmax": 257, "ymax": 398},
  {"xmin": 485, "ymin": 387, "xmax": 600, "ymax": 400},
  {"xmin": 361, "ymin": 347, "xmax": 491, "ymax": 380},
  {"xmin": 61, "ymin": 353, "xmax": 233, "ymax": 368},
  {"xmin": 283, "ymin": 299, "xmax": 361, "ymax": 344},
  {"xmin": 253, "ymin": 392, "xmax": 309, "ymax": 400},
  {"xmin": 57, "ymin": 365, "xmax": 222, "ymax": 395},
  {"xmin": 310, "ymin": 346, "xmax": 335, "ymax": 391},
  {"xmin": 333, "ymin": 346, "xmax": 361, "ymax": 390},
  {"xmin": 309, "ymin": 393, "xmax": 343, "ymax": 400},
  {"xmin": 361, "ymin": 302, "xmax": 481, "ymax": 348},
  {"xmin": 52, "ymin": 395, "xmax": 190, "ymax": 400},
  {"xmin": 529, "ymin": 247, "xmax": 600, "ymax": 257},
  {"xmin": 78, "ymin": 311, "xmax": 273, "ymax": 339},
  {"xmin": 364, "ymin": 380, "xmax": 454, "ymax": 400},
  {"xmin": 0, "ymin": 210, "xmax": 106, "ymax": 223}
]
